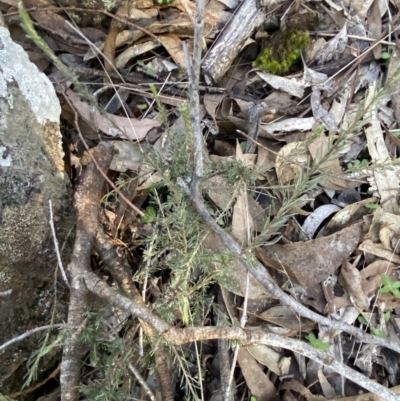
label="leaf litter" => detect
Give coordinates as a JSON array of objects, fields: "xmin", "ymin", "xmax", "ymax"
[{"xmin": 4, "ymin": 0, "xmax": 400, "ymax": 399}]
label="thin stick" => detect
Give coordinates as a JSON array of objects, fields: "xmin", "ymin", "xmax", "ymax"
[
  {"xmin": 0, "ymin": 324, "xmax": 63, "ymax": 353},
  {"xmin": 129, "ymin": 363, "xmax": 157, "ymax": 401},
  {"xmin": 312, "ymin": 31, "xmax": 396, "ymax": 46},
  {"xmin": 225, "ymin": 183, "xmax": 251, "ymax": 400},
  {"xmin": 49, "ymin": 200, "xmax": 69, "ymax": 287}
]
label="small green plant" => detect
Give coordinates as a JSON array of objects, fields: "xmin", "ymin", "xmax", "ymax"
[
  {"xmin": 253, "ymin": 28, "xmax": 311, "ymax": 74},
  {"xmin": 357, "ymin": 315, "xmax": 387, "ymax": 338},
  {"xmin": 141, "ymin": 206, "xmax": 157, "ymax": 223},
  {"xmin": 378, "ymin": 274, "xmax": 400, "ymax": 297},
  {"xmin": 347, "ymin": 159, "xmax": 369, "ymax": 169},
  {"xmin": 370, "ymin": 328, "xmax": 387, "ymax": 338},
  {"xmin": 305, "ymin": 332, "xmax": 330, "ymax": 350},
  {"xmin": 306, "ymin": 332, "xmax": 330, "ymax": 351},
  {"xmin": 137, "ymin": 60, "xmax": 156, "ymax": 76},
  {"xmin": 358, "ymin": 315, "xmax": 368, "ymax": 325}
]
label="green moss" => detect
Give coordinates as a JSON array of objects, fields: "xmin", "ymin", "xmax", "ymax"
[{"xmin": 253, "ymin": 28, "xmax": 311, "ymax": 75}]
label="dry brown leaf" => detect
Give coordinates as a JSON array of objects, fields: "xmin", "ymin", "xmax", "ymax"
[
  {"xmin": 310, "ymin": 87, "xmax": 338, "ymax": 131},
  {"xmin": 367, "ymin": 0, "xmax": 385, "ymax": 59},
  {"xmin": 232, "ymin": 188, "xmax": 254, "ymax": 244},
  {"xmin": 256, "ymin": 71, "xmax": 305, "ymax": 98},
  {"xmin": 261, "ymin": 222, "xmax": 365, "ymax": 286},
  {"xmin": 280, "ymin": 379, "xmax": 327, "ymax": 401},
  {"xmin": 276, "ymin": 142, "xmax": 309, "ymax": 185},
  {"xmin": 315, "ymin": 23, "xmax": 347, "ymax": 64},
  {"xmin": 297, "ymin": 284, "xmax": 327, "ymax": 313},
  {"xmin": 318, "ymin": 197, "xmax": 376, "ymax": 237},
  {"xmin": 258, "ymin": 117, "xmax": 316, "ymax": 138},
  {"xmin": 204, "ymin": 232, "xmax": 272, "ymax": 300},
  {"xmin": 24, "ymin": 0, "xmax": 88, "ymax": 47},
  {"xmin": 203, "ymin": 93, "xmax": 225, "ymax": 122},
  {"xmin": 157, "ymin": 34, "xmax": 185, "ymax": 68},
  {"xmin": 173, "ymin": 0, "xmax": 231, "ymax": 26},
  {"xmin": 258, "ymin": 306, "xmax": 309, "ymax": 331},
  {"xmin": 65, "ymin": 89, "xmax": 161, "ymax": 140},
  {"xmin": 256, "ymin": 139, "xmax": 282, "ymax": 174},
  {"xmin": 307, "ymin": 134, "xmax": 349, "ymax": 190},
  {"xmin": 103, "ymin": 12, "xmax": 120, "ymax": 74},
  {"xmin": 317, "ymin": 367, "xmax": 337, "ymax": 399},
  {"xmin": 148, "ymin": 17, "xmax": 213, "ymax": 38},
  {"xmin": 236, "ymin": 140, "xmax": 257, "ymax": 169},
  {"xmin": 116, "ymin": 41, "xmax": 160, "ymax": 68},
  {"xmin": 359, "ymin": 239, "xmax": 400, "ymax": 264},
  {"xmin": 247, "ymin": 345, "xmax": 290, "ymax": 376},
  {"xmin": 237, "ymin": 349, "xmax": 278, "ymax": 401},
  {"xmin": 364, "ymin": 82, "xmax": 399, "ymax": 214},
  {"xmin": 108, "ymin": 140, "xmax": 143, "ymax": 172},
  {"xmin": 349, "ymin": 0, "xmax": 375, "ymax": 18},
  {"xmin": 367, "ymin": 207, "xmax": 400, "ymax": 252},
  {"xmin": 340, "ymin": 259, "xmax": 369, "ymax": 310},
  {"xmin": 361, "ymin": 260, "xmax": 397, "ymax": 296}
]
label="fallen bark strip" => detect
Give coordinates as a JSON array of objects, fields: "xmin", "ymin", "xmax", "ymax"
[
  {"xmin": 81, "ymin": 270, "xmax": 400, "ymax": 401},
  {"xmin": 200, "ymin": 0, "xmax": 265, "ymax": 84},
  {"xmin": 60, "ymin": 142, "xmax": 114, "ymax": 401}
]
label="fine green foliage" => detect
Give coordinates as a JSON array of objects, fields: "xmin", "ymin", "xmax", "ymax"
[
  {"xmin": 305, "ymin": 332, "xmax": 330, "ymax": 350},
  {"xmin": 253, "ymin": 28, "xmax": 311, "ymax": 74},
  {"xmin": 378, "ymin": 274, "xmax": 400, "ymax": 298}
]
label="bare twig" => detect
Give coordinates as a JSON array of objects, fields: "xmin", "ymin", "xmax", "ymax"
[
  {"xmin": 9, "ymin": 364, "xmax": 61, "ymax": 399},
  {"xmin": 226, "ymin": 183, "xmax": 251, "ymax": 400},
  {"xmin": 81, "ymin": 271, "xmax": 400, "ymax": 401},
  {"xmin": 244, "ymin": 102, "xmax": 270, "ymax": 154},
  {"xmin": 49, "ymin": 200, "xmax": 69, "ymax": 287},
  {"xmin": 0, "ymin": 324, "xmax": 63, "ymax": 353},
  {"xmin": 129, "ymin": 363, "xmax": 157, "ymax": 401}
]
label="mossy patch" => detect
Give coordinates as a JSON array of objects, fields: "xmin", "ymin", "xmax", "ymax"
[{"xmin": 253, "ymin": 28, "xmax": 311, "ymax": 75}]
